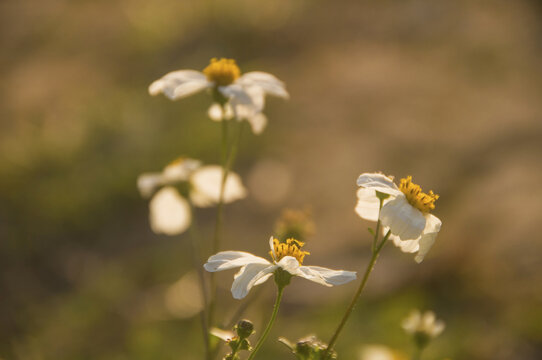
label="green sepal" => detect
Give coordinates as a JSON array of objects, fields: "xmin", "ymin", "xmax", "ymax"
[{"xmin": 274, "ymin": 267, "xmax": 293, "ymax": 289}]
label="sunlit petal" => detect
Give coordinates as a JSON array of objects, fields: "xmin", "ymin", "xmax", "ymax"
[
  {"xmin": 137, "ymin": 172, "xmax": 163, "ymax": 198},
  {"xmin": 414, "ymin": 214, "xmax": 442, "ymax": 263},
  {"xmin": 356, "ymin": 173, "xmax": 402, "ymax": 196},
  {"xmin": 149, "ymin": 187, "xmax": 191, "ymax": 235},
  {"xmin": 149, "ymin": 70, "xmax": 207, "ymax": 98},
  {"xmin": 380, "ymin": 196, "xmax": 426, "ymax": 240},
  {"xmin": 355, "ymin": 187, "xmax": 382, "ymax": 221},
  {"xmin": 204, "ymin": 251, "xmax": 270, "ymax": 272},
  {"xmin": 297, "ymin": 266, "xmax": 357, "ymax": 286},
  {"xmin": 189, "ymin": 166, "xmax": 247, "ymax": 207},
  {"xmin": 231, "ymin": 263, "xmax": 276, "ymax": 299}
]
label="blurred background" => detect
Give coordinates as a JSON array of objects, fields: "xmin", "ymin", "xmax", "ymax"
[{"xmin": 1, "ymin": 0, "xmax": 542, "ymax": 359}]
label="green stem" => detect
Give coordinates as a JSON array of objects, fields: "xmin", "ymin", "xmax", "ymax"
[
  {"xmin": 209, "ymin": 116, "xmax": 245, "ymax": 358},
  {"xmin": 323, "ymin": 229, "xmax": 391, "ymax": 357},
  {"xmin": 412, "ymin": 347, "xmax": 423, "ymax": 360},
  {"xmin": 246, "ymin": 286, "xmax": 285, "ymax": 360},
  {"xmin": 187, "ymin": 206, "xmax": 210, "ymax": 360}
]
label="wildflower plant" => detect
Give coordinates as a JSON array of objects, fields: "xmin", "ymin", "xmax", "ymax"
[
  {"xmin": 204, "ymin": 237, "xmax": 356, "ymax": 359},
  {"xmin": 141, "ymin": 57, "xmax": 447, "ymax": 360}
]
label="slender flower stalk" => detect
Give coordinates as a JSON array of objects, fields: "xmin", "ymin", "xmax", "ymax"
[
  {"xmin": 187, "ymin": 204, "xmax": 211, "ymax": 359},
  {"xmin": 246, "ymin": 285, "xmax": 285, "ymax": 360},
  {"xmin": 412, "ymin": 347, "xmax": 423, "ymax": 360},
  {"xmin": 324, "ymin": 198, "xmax": 390, "ymax": 358},
  {"xmin": 209, "ymin": 119, "xmax": 245, "ymax": 331}
]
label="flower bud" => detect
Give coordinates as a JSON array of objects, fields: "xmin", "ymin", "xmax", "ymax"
[{"xmin": 235, "ymin": 319, "xmax": 255, "ymax": 339}]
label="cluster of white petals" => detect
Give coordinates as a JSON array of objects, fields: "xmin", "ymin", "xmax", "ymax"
[
  {"xmin": 402, "ymin": 310, "xmax": 445, "ymax": 338},
  {"xmin": 138, "ymin": 159, "xmax": 246, "ymax": 235},
  {"xmin": 204, "ymin": 237, "xmax": 356, "ymax": 299},
  {"xmin": 149, "ymin": 65, "xmax": 288, "ymax": 134},
  {"xmin": 355, "ymin": 173, "xmax": 442, "ymax": 263}
]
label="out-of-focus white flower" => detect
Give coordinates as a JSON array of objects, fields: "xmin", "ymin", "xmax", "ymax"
[
  {"xmin": 138, "ymin": 158, "xmax": 247, "ymax": 235},
  {"xmin": 149, "ymin": 58, "xmax": 288, "ymax": 134},
  {"xmin": 355, "ymin": 173, "xmax": 442, "ymax": 263},
  {"xmin": 402, "ymin": 310, "xmax": 445, "ymax": 339},
  {"xmin": 204, "ymin": 237, "xmax": 356, "ymax": 299},
  {"xmin": 359, "ymin": 345, "xmax": 406, "ymax": 360}
]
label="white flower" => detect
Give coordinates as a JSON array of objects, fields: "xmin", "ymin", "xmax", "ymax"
[
  {"xmin": 149, "ymin": 58, "xmax": 288, "ymax": 134},
  {"xmin": 138, "ymin": 158, "xmax": 247, "ymax": 235},
  {"xmin": 355, "ymin": 173, "xmax": 442, "ymax": 263},
  {"xmin": 402, "ymin": 310, "xmax": 445, "ymax": 339},
  {"xmin": 359, "ymin": 345, "xmax": 406, "ymax": 360},
  {"xmin": 204, "ymin": 237, "xmax": 357, "ymax": 299}
]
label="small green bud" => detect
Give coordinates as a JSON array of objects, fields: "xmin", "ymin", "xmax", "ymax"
[
  {"xmin": 238, "ymin": 338, "xmax": 252, "ymax": 351},
  {"xmin": 228, "ymin": 338, "xmax": 240, "ymax": 352},
  {"xmin": 235, "ymin": 319, "xmax": 254, "ymax": 339},
  {"xmin": 295, "ymin": 340, "xmax": 313, "ymax": 358}
]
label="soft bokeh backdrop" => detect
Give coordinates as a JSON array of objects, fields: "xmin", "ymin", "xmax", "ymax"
[{"xmin": 1, "ymin": 0, "xmax": 542, "ymax": 359}]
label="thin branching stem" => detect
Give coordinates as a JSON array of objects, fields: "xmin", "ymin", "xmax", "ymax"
[{"xmin": 324, "ymin": 198, "xmax": 390, "ymax": 358}]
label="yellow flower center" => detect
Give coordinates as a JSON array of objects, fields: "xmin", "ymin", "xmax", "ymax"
[
  {"xmin": 399, "ymin": 176, "xmax": 439, "ymax": 213},
  {"xmin": 203, "ymin": 58, "xmax": 241, "ymax": 86},
  {"xmin": 269, "ymin": 238, "xmax": 310, "ymax": 265},
  {"xmin": 167, "ymin": 156, "xmax": 186, "ymax": 166}
]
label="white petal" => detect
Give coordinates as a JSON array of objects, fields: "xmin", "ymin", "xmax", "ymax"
[
  {"xmin": 276, "ymin": 256, "xmax": 301, "ymax": 275},
  {"xmin": 430, "ymin": 320, "xmax": 446, "ymax": 337},
  {"xmin": 207, "ymin": 103, "xmax": 224, "ymax": 122},
  {"xmin": 391, "ymin": 235, "xmax": 420, "ymax": 253},
  {"xmin": 210, "ymin": 328, "xmax": 235, "ymax": 342},
  {"xmin": 253, "ymin": 273, "xmax": 273, "ymax": 286},
  {"xmin": 402, "ymin": 310, "xmax": 422, "ymax": 333},
  {"xmin": 380, "ymin": 196, "xmax": 426, "ymax": 240},
  {"xmin": 137, "ymin": 173, "xmax": 163, "ymax": 198},
  {"xmin": 246, "ymin": 112, "xmax": 267, "ymax": 135},
  {"xmin": 238, "ymin": 72, "xmax": 289, "ymax": 99},
  {"xmin": 204, "ymin": 251, "xmax": 270, "ymax": 272},
  {"xmin": 208, "ymin": 103, "xmax": 235, "ymax": 122},
  {"xmin": 149, "ymin": 187, "xmax": 191, "ymax": 235},
  {"xmin": 231, "ymin": 263, "xmax": 276, "ymax": 299},
  {"xmin": 356, "ymin": 173, "xmax": 402, "ymax": 196},
  {"xmin": 149, "ymin": 70, "xmax": 207, "ymax": 98},
  {"xmin": 355, "ymin": 187, "xmax": 382, "ymax": 221},
  {"xmin": 269, "ymin": 236, "xmax": 277, "ymax": 258},
  {"xmin": 162, "ymin": 158, "xmax": 201, "ymax": 184},
  {"xmin": 414, "ymin": 214, "xmax": 442, "ymax": 263},
  {"xmin": 297, "ymin": 266, "xmax": 357, "ymax": 286},
  {"xmin": 189, "ymin": 166, "xmax": 247, "ymax": 207},
  {"xmin": 171, "ymin": 79, "xmax": 210, "ymax": 100},
  {"xmin": 243, "ymin": 86, "xmax": 266, "ymax": 110},
  {"xmin": 218, "ymin": 84, "xmax": 253, "ymax": 105}
]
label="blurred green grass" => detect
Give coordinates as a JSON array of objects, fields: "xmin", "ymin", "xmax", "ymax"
[{"xmin": 1, "ymin": 0, "xmax": 542, "ymax": 359}]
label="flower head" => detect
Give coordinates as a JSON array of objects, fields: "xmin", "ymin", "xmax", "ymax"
[
  {"xmin": 274, "ymin": 208, "xmax": 316, "ymax": 242},
  {"xmin": 149, "ymin": 58, "xmax": 289, "ymax": 134},
  {"xmin": 402, "ymin": 310, "xmax": 445, "ymax": 349},
  {"xmin": 355, "ymin": 173, "xmax": 442, "ymax": 263},
  {"xmin": 138, "ymin": 157, "xmax": 247, "ymax": 235},
  {"xmin": 359, "ymin": 345, "xmax": 407, "ymax": 360},
  {"xmin": 203, "ymin": 237, "xmax": 356, "ymax": 299}
]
